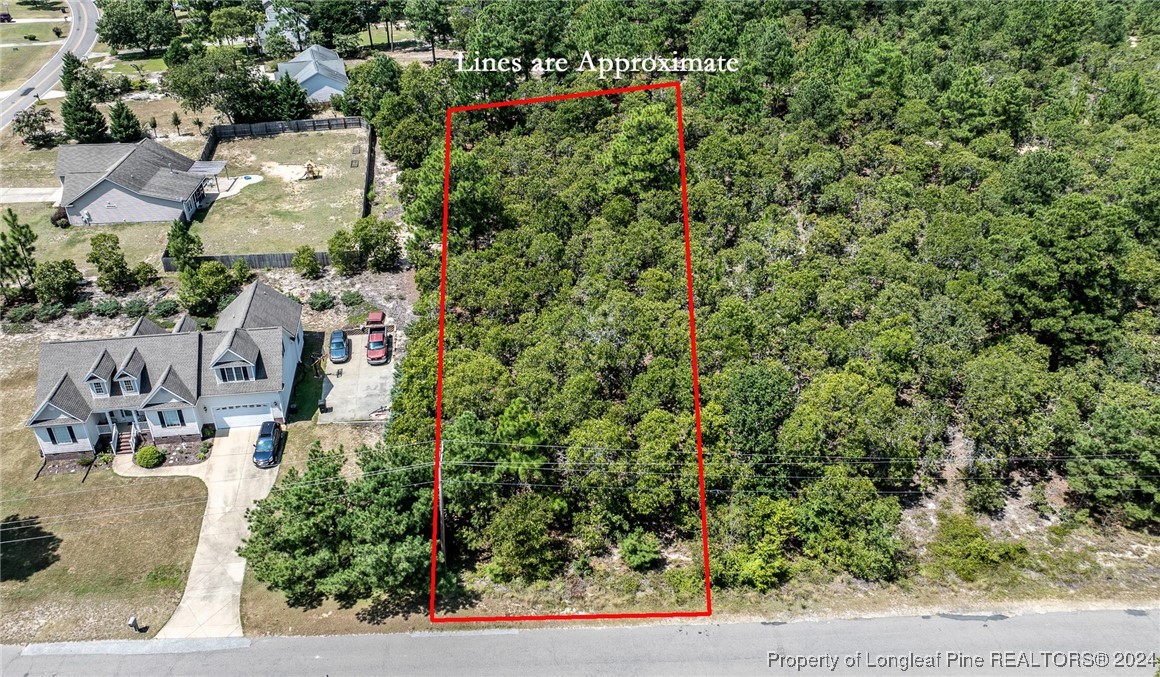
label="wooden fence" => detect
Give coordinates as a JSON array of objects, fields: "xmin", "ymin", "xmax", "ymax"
[{"xmin": 161, "ymin": 251, "xmax": 330, "ymax": 273}]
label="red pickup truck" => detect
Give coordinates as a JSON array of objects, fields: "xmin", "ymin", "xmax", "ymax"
[{"xmin": 365, "ymin": 311, "xmax": 390, "ymax": 365}]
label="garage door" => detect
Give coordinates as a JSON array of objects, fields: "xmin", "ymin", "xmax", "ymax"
[{"xmin": 212, "ymin": 403, "xmax": 273, "ymax": 429}]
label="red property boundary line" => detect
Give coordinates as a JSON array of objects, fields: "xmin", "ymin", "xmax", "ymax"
[{"xmin": 429, "ymin": 81, "xmax": 711, "ymax": 623}]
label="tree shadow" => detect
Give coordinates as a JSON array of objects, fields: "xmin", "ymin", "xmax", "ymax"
[
  {"xmin": 354, "ymin": 582, "xmax": 481, "ymax": 625},
  {"xmin": 0, "ymin": 514, "xmax": 61, "ymax": 582}
]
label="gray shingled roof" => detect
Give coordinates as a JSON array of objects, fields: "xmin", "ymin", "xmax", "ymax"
[
  {"xmin": 129, "ymin": 317, "xmax": 168, "ymax": 336},
  {"xmin": 27, "ymin": 282, "xmax": 302, "ymax": 427},
  {"xmin": 172, "ymin": 314, "xmax": 198, "ymax": 334},
  {"xmin": 276, "ymin": 44, "xmax": 348, "ymax": 86},
  {"xmin": 56, "ymin": 139, "xmax": 205, "ymax": 206},
  {"xmin": 211, "ymin": 328, "xmax": 260, "ymax": 367},
  {"xmin": 216, "ymin": 281, "xmax": 302, "ymax": 337},
  {"xmin": 116, "ymin": 347, "xmax": 146, "ymax": 380}
]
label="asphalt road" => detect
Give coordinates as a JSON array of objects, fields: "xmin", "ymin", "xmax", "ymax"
[
  {"xmin": 0, "ymin": 0, "xmax": 99, "ymax": 130},
  {"xmin": 2, "ymin": 609, "xmax": 1158, "ymax": 676}
]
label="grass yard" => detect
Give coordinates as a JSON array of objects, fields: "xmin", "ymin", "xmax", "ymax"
[
  {"xmin": 0, "ymin": 44, "xmax": 56, "ymax": 91},
  {"xmin": 190, "ymin": 128, "xmax": 367, "ymax": 255},
  {"xmin": 0, "ymin": 113, "xmax": 61, "ymax": 187},
  {"xmin": 1, "ymin": 202, "xmax": 168, "ymax": 276},
  {"xmin": 106, "ymin": 51, "xmax": 167, "ymax": 77},
  {"xmin": 6, "ymin": 0, "xmax": 69, "ymax": 20},
  {"xmin": 0, "ymin": 342, "xmax": 206, "ymax": 644},
  {"xmin": 0, "ymin": 22, "xmax": 67, "ymax": 44},
  {"xmin": 358, "ymin": 24, "xmax": 417, "ymax": 47}
]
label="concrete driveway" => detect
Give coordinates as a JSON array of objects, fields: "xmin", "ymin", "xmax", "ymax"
[
  {"xmin": 318, "ymin": 333, "xmax": 395, "ymax": 423},
  {"xmin": 114, "ymin": 425, "xmax": 277, "ymax": 638}
]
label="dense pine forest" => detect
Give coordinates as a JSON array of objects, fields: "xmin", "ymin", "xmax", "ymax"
[{"xmin": 242, "ymin": 0, "xmax": 1159, "ymax": 614}]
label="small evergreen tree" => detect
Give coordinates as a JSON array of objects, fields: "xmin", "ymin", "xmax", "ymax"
[
  {"xmin": 170, "ymin": 110, "xmax": 182, "ymax": 135},
  {"xmin": 273, "ymin": 73, "xmax": 311, "ymax": 121},
  {"xmin": 1, "ymin": 208, "xmax": 39, "ymax": 293},
  {"xmin": 166, "ymin": 219, "xmax": 203, "ymax": 272},
  {"xmin": 108, "ymin": 100, "xmax": 143, "ymax": 142},
  {"xmin": 60, "ymin": 51, "xmax": 84, "ymax": 92},
  {"xmin": 61, "ymin": 90, "xmax": 108, "ymax": 143}
]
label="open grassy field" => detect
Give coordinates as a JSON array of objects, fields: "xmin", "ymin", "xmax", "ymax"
[
  {"xmin": 0, "ymin": 22, "xmax": 67, "ymax": 44},
  {"xmin": 0, "ymin": 339, "xmax": 206, "ymax": 643},
  {"xmin": 0, "ymin": 44, "xmax": 56, "ymax": 91},
  {"xmin": 105, "ymin": 51, "xmax": 167, "ymax": 77},
  {"xmin": 0, "ymin": 202, "xmax": 168, "ymax": 276},
  {"xmin": 190, "ymin": 128, "xmax": 367, "ymax": 255}
]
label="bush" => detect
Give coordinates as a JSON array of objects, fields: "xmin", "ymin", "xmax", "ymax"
[
  {"xmin": 152, "ymin": 298, "xmax": 179, "ymax": 317},
  {"xmin": 132, "ymin": 262, "xmax": 158, "ymax": 288},
  {"xmin": 5, "ymin": 304, "xmax": 36, "ymax": 323},
  {"xmin": 34, "ymin": 259, "xmax": 81, "ymax": 306},
  {"xmin": 201, "ymin": 424, "xmax": 216, "ymax": 439},
  {"xmin": 340, "ymin": 290, "xmax": 364, "ymax": 307},
  {"xmin": 123, "ymin": 299, "xmax": 149, "ymax": 317},
  {"xmin": 307, "ymin": 290, "xmax": 335, "ymax": 311},
  {"xmin": 97, "ymin": 451, "xmax": 113, "ymax": 465},
  {"xmin": 70, "ymin": 300, "xmax": 93, "ymax": 319},
  {"xmin": 51, "ymin": 206, "xmax": 70, "ymax": 228},
  {"xmin": 619, "ymin": 530, "xmax": 663, "ymax": 571},
  {"xmin": 35, "ymin": 302, "xmax": 66, "ymax": 322},
  {"xmin": 231, "ymin": 258, "xmax": 252, "ymax": 284},
  {"xmin": 292, "ymin": 245, "xmax": 322, "ymax": 279},
  {"xmin": 927, "ymin": 510, "xmax": 1028, "ymax": 582},
  {"xmin": 93, "ymin": 298, "xmax": 122, "ymax": 317},
  {"xmin": 77, "ymin": 455, "xmax": 95, "ymax": 466},
  {"xmin": 485, "ymin": 492, "xmax": 561, "ymax": 582},
  {"xmin": 134, "ymin": 445, "xmax": 164, "ymax": 468}
]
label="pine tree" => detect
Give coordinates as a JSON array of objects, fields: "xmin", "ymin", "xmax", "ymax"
[
  {"xmin": 60, "ymin": 51, "xmax": 84, "ymax": 92},
  {"xmin": 61, "ymin": 90, "xmax": 108, "ymax": 143},
  {"xmin": 273, "ymin": 73, "xmax": 311, "ymax": 121},
  {"xmin": 108, "ymin": 100, "xmax": 143, "ymax": 142},
  {"xmin": 0, "ymin": 208, "xmax": 39, "ymax": 293}
]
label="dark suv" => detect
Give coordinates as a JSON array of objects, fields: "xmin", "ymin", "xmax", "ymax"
[{"xmin": 252, "ymin": 421, "xmax": 283, "ymax": 468}]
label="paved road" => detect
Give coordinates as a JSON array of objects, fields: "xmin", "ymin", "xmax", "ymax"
[
  {"xmin": 2, "ymin": 609, "xmax": 1157, "ymax": 676},
  {"xmin": 113, "ymin": 426, "xmax": 276, "ymax": 638},
  {"xmin": 0, "ymin": 0, "xmax": 99, "ymax": 130}
]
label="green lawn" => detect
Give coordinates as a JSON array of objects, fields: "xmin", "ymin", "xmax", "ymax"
[
  {"xmin": 0, "ymin": 22, "xmax": 67, "ymax": 44},
  {"xmin": 1, "ymin": 202, "xmax": 168, "ymax": 276},
  {"xmin": 0, "ymin": 44, "xmax": 56, "ymax": 91},
  {"xmin": 0, "ymin": 115, "xmax": 60, "ymax": 187},
  {"xmin": 0, "ymin": 351, "xmax": 206, "ymax": 643},
  {"xmin": 6, "ymin": 0, "xmax": 69, "ymax": 20},
  {"xmin": 190, "ymin": 129, "xmax": 366, "ymax": 255},
  {"xmin": 106, "ymin": 50, "xmax": 167, "ymax": 76},
  {"xmin": 358, "ymin": 23, "xmax": 416, "ymax": 47}
]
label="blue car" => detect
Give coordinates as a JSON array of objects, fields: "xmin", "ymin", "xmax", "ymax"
[
  {"xmin": 252, "ymin": 421, "xmax": 283, "ymax": 468},
  {"xmin": 329, "ymin": 329, "xmax": 350, "ymax": 363}
]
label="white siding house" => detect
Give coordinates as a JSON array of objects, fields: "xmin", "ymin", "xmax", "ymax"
[{"xmin": 26, "ymin": 282, "xmax": 304, "ymax": 457}]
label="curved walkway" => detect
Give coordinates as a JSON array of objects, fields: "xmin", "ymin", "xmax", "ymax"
[{"xmin": 113, "ymin": 426, "xmax": 275, "ymax": 638}]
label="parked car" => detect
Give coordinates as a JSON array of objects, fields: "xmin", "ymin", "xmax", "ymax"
[
  {"xmin": 366, "ymin": 328, "xmax": 390, "ymax": 365},
  {"xmin": 252, "ymin": 421, "xmax": 283, "ymax": 468},
  {"xmin": 328, "ymin": 329, "xmax": 350, "ymax": 363}
]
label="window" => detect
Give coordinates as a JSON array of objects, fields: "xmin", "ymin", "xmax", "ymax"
[
  {"xmin": 218, "ymin": 366, "xmax": 250, "ymax": 382},
  {"xmin": 120, "ymin": 379, "xmax": 137, "ymax": 394},
  {"xmin": 162, "ymin": 409, "xmax": 185, "ymax": 428},
  {"xmin": 91, "ymin": 381, "xmax": 107, "ymax": 396},
  {"xmin": 47, "ymin": 426, "xmax": 76, "ymax": 445}
]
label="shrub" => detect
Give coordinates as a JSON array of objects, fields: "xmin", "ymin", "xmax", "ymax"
[
  {"xmin": 51, "ymin": 206, "xmax": 70, "ymax": 228},
  {"xmin": 340, "ymin": 290, "xmax": 364, "ymax": 307},
  {"xmin": 132, "ymin": 262, "xmax": 158, "ymax": 288},
  {"xmin": 152, "ymin": 298, "xmax": 179, "ymax": 317},
  {"xmin": 292, "ymin": 245, "xmax": 322, "ymax": 279},
  {"xmin": 34, "ymin": 259, "xmax": 81, "ymax": 305},
  {"xmin": 93, "ymin": 298, "xmax": 122, "ymax": 317},
  {"xmin": 35, "ymin": 302, "xmax": 66, "ymax": 322},
  {"xmin": 201, "ymin": 424, "xmax": 216, "ymax": 439},
  {"xmin": 619, "ymin": 530, "xmax": 663, "ymax": 571},
  {"xmin": 77, "ymin": 455, "xmax": 95, "ymax": 467},
  {"xmin": 927, "ymin": 510, "xmax": 1028, "ymax": 582},
  {"xmin": 97, "ymin": 451, "xmax": 113, "ymax": 465},
  {"xmin": 123, "ymin": 299, "xmax": 149, "ymax": 317},
  {"xmin": 70, "ymin": 300, "xmax": 93, "ymax": 319},
  {"xmin": 6, "ymin": 304, "xmax": 36, "ymax": 323},
  {"xmin": 178, "ymin": 260, "xmax": 236, "ymax": 316},
  {"xmin": 485, "ymin": 492, "xmax": 561, "ymax": 582},
  {"xmin": 307, "ymin": 290, "xmax": 335, "ymax": 311},
  {"xmin": 231, "ymin": 258, "xmax": 251, "ymax": 284},
  {"xmin": 134, "ymin": 446, "xmax": 164, "ymax": 469}
]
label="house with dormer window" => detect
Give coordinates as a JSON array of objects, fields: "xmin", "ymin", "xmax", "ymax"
[{"xmin": 26, "ymin": 281, "xmax": 304, "ymax": 457}]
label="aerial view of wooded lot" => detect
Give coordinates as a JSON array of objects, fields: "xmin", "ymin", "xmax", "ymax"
[{"xmin": 231, "ymin": 0, "xmax": 1160, "ymax": 620}]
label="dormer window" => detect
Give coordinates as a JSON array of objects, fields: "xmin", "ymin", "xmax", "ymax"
[
  {"xmin": 120, "ymin": 379, "xmax": 137, "ymax": 394},
  {"xmin": 91, "ymin": 381, "xmax": 108, "ymax": 396},
  {"xmin": 218, "ymin": 366, "xmax": 251, "ymax": 383}
]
